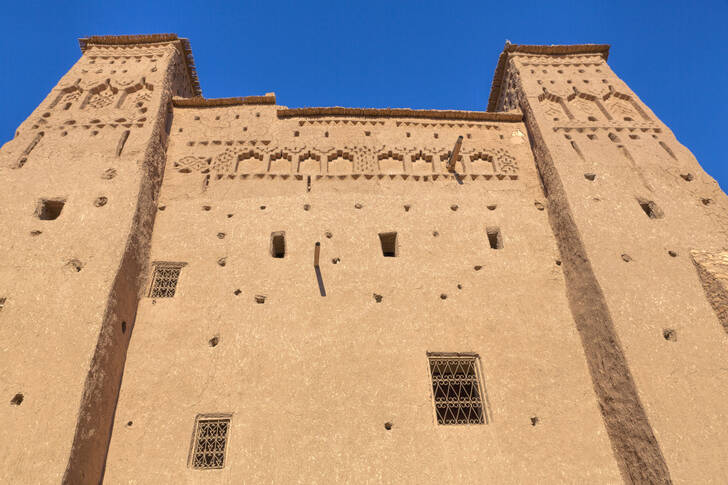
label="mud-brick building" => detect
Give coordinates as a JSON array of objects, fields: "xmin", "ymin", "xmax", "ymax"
[{"xmin": 1, "ymin": 34, "xmax": 727, "ymax": 484}]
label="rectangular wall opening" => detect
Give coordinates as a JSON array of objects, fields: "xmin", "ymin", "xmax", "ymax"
[
  {"xmin": 638, "ymin": 199, "xmax": 664, "ymax": 219},
  {"xmin": 486, "ymin": 226, "xmax": 503, "ymax": 249},
  {"xmin": 148, "ymin": 262, "xmax": 186, "ymax": 298},
  {"xmin": 35, "ymin": 198, "xmax": 66, "ymax": 220},
  {"xmin": 190, "ymin": 414, "xmax": 232, "ymax": 470},
  {"xmin": 379, "ymin": 232, "xmax": 398, "ymax": 257},
  {"xmin": 271, "ymin": 231, "xmax": 286, "ymax": 258},
  {"xmin": 428, "ymin": 353, "xmax": 485, "ymax": 425}
]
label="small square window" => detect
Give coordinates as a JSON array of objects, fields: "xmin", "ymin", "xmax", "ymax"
[
  {"xmin": 149, "ymin": 262, "xmax": 186, "ymax": 298},
  {"xmin": 379, "ymin": 232, "xmax": 398, "ymax": 257},
  {"xmin": 271, "ymin": 232, "xmax": 286, "ymax": 258},
  {"xmin": 190, "ymin": 414, "xmax": 231, "ymax": 470},
  {"xmin": 486, "ymin": 226, "xmax": 503, "ymax": 249},
  {"xmin": 428, "ymin": 353, "xmax": 485, "ymax": 425},
  {"xmin": 35, "ymin": 198, "xmax": 66, "ymax": 220}
]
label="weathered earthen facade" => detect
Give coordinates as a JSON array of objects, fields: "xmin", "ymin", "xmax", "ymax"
[{"xmin": 1, "ymin": 35, "xmax": 727, "ymax": 484}]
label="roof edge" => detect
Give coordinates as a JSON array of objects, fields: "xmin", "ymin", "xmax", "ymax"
[
  {"xmin": 79, "ymin": 34, "xmax": 202, "ymax": 97},
  {"xmin": 487, "ymin": 43, "xmax": 610, "ymax": 112},
  {"xmin": 172, "ymin": 94, "xmax": 276, "ymax": 108},
  {"xmin": 277, "ymin": 107, "xmax": 522, "ymax": 122}
]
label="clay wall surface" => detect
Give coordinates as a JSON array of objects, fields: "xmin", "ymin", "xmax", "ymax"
[
  {"xmin": 0, "ymin": 38, "xmax": 190, "ymax": 483},
  {"xmin": 103, "ymin": 104, "xmax": 623, "ymax": 483},
  {"xmin": 494, "ymin": 48, "xmax": 728, "ymax": 482}
]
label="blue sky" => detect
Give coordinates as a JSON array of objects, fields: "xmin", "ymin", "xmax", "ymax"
[{"xmin": 1, "ymin": 1, "xmax": 726, "ymax": 186}]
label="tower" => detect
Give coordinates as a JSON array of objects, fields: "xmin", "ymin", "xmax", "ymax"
[{"xmin": 1, "ymin": 36, "xmax": 727, "ymax": 484}]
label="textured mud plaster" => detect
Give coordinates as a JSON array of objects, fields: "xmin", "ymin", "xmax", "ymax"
[
  {"xmin": 61, "ymin": 55, "xmax": 176, "ymax": 485},
  {"xmin": 691, "ymin": 250, "xmax": 728, "ymax": 334},
  {"xmin": 519, "ymin": 98, "xmax": 672, "ymax": 484}
]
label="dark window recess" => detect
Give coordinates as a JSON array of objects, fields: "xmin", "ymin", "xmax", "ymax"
[
  {"xmin": 428, "ymin": 354, "xmax": 485, "ymax": 425},
  {"xmin": 190, "ymin": 415, "xmax": 231, "ymax": 470},
  {"xmin": 486, "ymin": 226, "xmax": 503, "ymax": 249},
  {"xmin": 149, "ymin": 262, "xmax": 185, "ymax": 298},
  {"xmin": 0, "ymin": 297, "xmax": 5, "ymax": 311},
  {"xmin": 35, "ymin": 198, "xmax": 66, "ymax": 220},
  {"xmin": 638, "ymin": 199, "xmax": 664, "ymax": 219},
  {"xmin": 271, "ymin": 232, "xmax": 286, "ymax": 258},
  {"xmin": 379, "ymin": 232, "xmax": 398, "ymax": 257}
]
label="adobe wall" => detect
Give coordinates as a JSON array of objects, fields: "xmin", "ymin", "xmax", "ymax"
[
  {"xmin": 0, "ymin": 37, "xmax": 193, "ymax": 484},
  {"xmin": 102, "ymin": 102, "xmax": 623, "ymax": 482},
  {"xmin": 493, "ymin": 46, "xmax": 728, "ymax": 482}
]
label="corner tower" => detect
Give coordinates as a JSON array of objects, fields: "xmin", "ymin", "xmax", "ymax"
[
  {"xmin": 0, "ymin": 34, "xmax": 197, "ymax": 484},
  {"xmin": 489, "ymin": 44, "xmax": 728, "ymax": 483}
]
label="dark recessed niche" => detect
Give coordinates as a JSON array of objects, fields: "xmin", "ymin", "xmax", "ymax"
[
  {"xmin": 209, "ymin": 336, "xmax": 219, "ymax": 347},
  {"xmin": 10, "ymin": 393, "xmax": 23, "ymax": 406},
  {"xmin": 486, "ymin": 226, "xmax": 503, "ymax": 250},
  {"xmin": 255, "ymin": 294, "xmax": 266, "ymax": 304},
  {"xmin": 271, "ymin": 232, "xmax": 286, "ymax": 258},
  {"xmin": 621, "ymin": 253, "xmax": 632, "ymax": 262},
  {"xmin": 121, "ymin": 321, "xmax": 127, "ymax": 333},
  {"xmin": 487, "ymin": 204, "xmax": 497, "ymax": 211},
  {"xmin": 234, "ymin": 289, "xmax": 241, "ymax": 296},
  {"xmin": 663, "ymin": 329, "xmax": 677, "ymax": 341},
  {"xmin": 584, "ymin": 173, "xmax": 596, "ymax": 181},
  {"xmin": 384, "ymin": 422, "xmax": 393, "ymax": 430},
  {"xmin": 373, "ymin": 293, "xmax": 383, "ymax": 303},
  {"xmin": 379, "ymin": 232, "xmax": 398, "ymax": 257},
  {"xmin": 530, "ymin": 416, "xmax": 539, "ymax": 426},
  {"xmin": 638, "ymin": 199, "xmax": 664, "ymax": 219},
  {"xmin": 35, "ymin": 198, "xmax": 66, "ymax": 220}
]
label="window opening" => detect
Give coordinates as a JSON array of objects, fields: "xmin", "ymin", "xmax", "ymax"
[
  {"xmin": 379, "ymin": 232, "xmax": 397, "ymax": 257},
  {"xmin": 271, "ymin": 232, "xmax": 286, "ymax": 258},
  {"xmin": 35, "ymin": 198, "xmax": 66, "ymax": 220},
  {"xmin": 149, "ymin": 262, "xmax": 186, "ymax": 298},
  {"xmin": 190, "ymin": 415, "xmax": 231, "ymax": 470},
  {"xmin": 486, "ymin": 226, "xmax": 503, "ymax": 249},
  {"xmin": 428, "ymin": 354, "xmax": 485, "ymax": 425}
]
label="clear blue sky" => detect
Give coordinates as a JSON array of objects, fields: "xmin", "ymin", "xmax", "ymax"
[{"xmin": 2, "ymin": 1, "xmax": 726, "ymax": 187}]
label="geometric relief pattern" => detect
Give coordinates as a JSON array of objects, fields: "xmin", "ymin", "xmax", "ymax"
[
  {"xmin": 191, "ymin": 416, "xmax": 231, "ymax": 470},
  {"xmin": 149, "ymin": 262, "xmax": 185, "ymax": 298},
  {"xmin": 429, "ymin": 355, "xmax": 485, "ymax": 425},
  {"xmin": 177, "ymin": 142, "xmax": 519, "ymax": 180}
]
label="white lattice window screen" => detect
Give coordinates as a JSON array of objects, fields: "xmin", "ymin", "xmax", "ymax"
[
  {"xmin": 149, "ymin": 263, "xmax": 185, "ymax": 298},
  {"xmin": 191, "ymin": 416, "xmax": 231, "ymax": 470},
  {"xmin": 428, "ymin": 354, "xmax": 485, "ymax": 425}
]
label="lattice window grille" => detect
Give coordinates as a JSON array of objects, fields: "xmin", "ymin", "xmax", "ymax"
[
  {"xmin": 428, "ymin": 354, "xmax": 485, "ymax": 425},
  {"xmin": 149, "ymin": 262, "xmax": 185, "ymax": 298},
  {"xmin": 191, "ymin": 416, "xmax": 231, "ymax": 470}
]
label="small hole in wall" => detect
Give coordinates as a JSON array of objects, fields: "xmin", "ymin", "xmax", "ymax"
[
  {"xmin": 440, "ymin": 293, "xmax": 448, "ymax": 300},
  {"xmin": 10, "ymin": 393, "xmax": 24, "ymax": 406},
  {"xmin": 457, "ymin": 284, "xmax": 462, "ymax": 290},
  {"xmin": 61, "ymin": 131, "xmax": 67, "ymax": 136},
  {"xmin": 36, "ymin": 198, "xmax": 65, "ymax": 220},
  {"xmin": 30, "ymin": 230, "xmax": 42, "ymax": 237},
  {"xmin": 466, "ymin": 133, "xmax": 472, "ymax": 139},
  {"xmin": 217, "ymin": 232, "xmax": 226, "ymax": 239},
  {"xmin": 303, "ymin": 204, "xmax": 311, "ymax": 211},
  {"xmin": 355, "ymin": 203, "xmax": 363, "ymax": 209},
  {"xmin": 406, "ymin": 132, "xmax": 411, "ymax": 138},
  {"xmin": 194, "ymin": 116, "xmax": 200, "ymax": 120},
  {"xmin": 215, "ymin": 116, "xmax": 220, "ymax": 120},
  {"xmin": 94, "ymin": 196, "xmax": 108, "ymax": 207},
  {"xmin": 624, "ymin": 117, "xmax": 633, "ymax": 122},
  {"xmin": 531, "ymin": 416, "xmax": 539, "ymax": 426},
  {"xmin": 202, "ymin": 205, "xmax": 211, "ymax": 211},
  {"xmin": 584, "ymin": 173, "xmax": 596, "ymax": 181},
  {"xmin": 680, "ymin": 173, "xmax": 694, "ymax": 182},
  {"xmin": 158, "ymin": 206, "xmax": 166, "ymax": 211},
  {"xmin": 486, "ymin": 226, "xmax": 503, "ymax": 250},
  {"xmin": 294, "ymin": 131, "xmax": 299, "ymax": 137},
  {"xmin": 324, "ymin": 131, "xmax": 329, "ymax": 137},
  {"xmin": 587, "ymin": 134, "xmax": 597, "ymax": 140},
  {"xmin": 255, "ymin": 295, "xmax": 266, "ymax": 304},
  {"xmin": 325, "ymin": 231, "xmax": 333, "ymax": 239},
  {"xmin": 91, "ymin": 130, "xmax": 99, "ymax": 136},
  {"xmin": 434, "ymin": 133, "xmax": 439, "ymax": 139},
  {"xmin": 121, "ymin": 321, "xmax": 127, "ymax": 333},
  {"xmin": 217, "ymin": 257, "xmax": 227, "ymax": 267},
  {"xmin": 450, "ymin": 204, "xmax": 459, "ymax": 211},
  {"xmin": 564, "ymin": 134, "xmax": 572, "ymax": 140},
  {"xmin": 534, "ymin": 201, "xmax": 545, "ymax": 211},
  {"xmin": 365, "ymin": 131, "xmax": 371, "ymax": 136},
  {"xmin": 384, "ymin": 422, "xmax": 393, "ymax": 430},
  {"xmin": 271, "ymin": 232, "xmax": 286, "ymax": 258},
  {"xmin": 588, "ymin": 116, "xmax": 597, "ymax": 121},
  {"xmin": 126, "ymin": 421, "xmax": 133, "ymax": 427},
  {"xmin": 379, "ymin": 232, "xmax": 398, "ymax": 257},
  {"xmin": 474, "ymin": 265, "xmax": 482, "ymax": 271},
  {"xmin": 404, "ymin": 204, "xmax": 411, "ymax": 212},
  {"xmin": 668, "ymin": 250, "xmax": 678, "ymax": 257},
  {"xmin": 331, "ymin": 257, "xmax": 340, "ymax": 264},
  {"xmin": 487, "ymin": 204, "xmax": 497, "ymax": 211},
  {"xmin": 65, "ymin": 259, "xmax": 84, "ymax": 272},
  {"xmin": 235, "ymin": 115, "xmax": 240, "ymax": 119},
  {"xmin": 629, "ymin": 134, "xmax": 640, "ymax": 140},
  {"xmin": 701, "ymin": 198, "xmax": 713, "ymax": 206},
  {"xmin": 256, "ymin": 112, "xmax": 260, "ymax": 118},
  {"xmin": 432, "ymin": 230, "xmax": 439, "ymax": 237},
  {"xmin": 209, "ymin": 336, "xmax": 219, "ymax": 347},
  {"xmin": 638, "ymin": 199, "xmax": 664, "ymax": 219},
  {"xmin": 555, "ymin": 260, "xmax": 562, "ymax": 266},
  {"xmin": 621, "ymin": 254, "xmax": 632, "ymax": 262},
  {"xmin": 663, "ymin": 329, "xmax": 677, "ymax": 341},
  {"xmin": 234, "ymin": 289, "xmax": 241, "ymax": 296},
  {"xmin": 373, "ymin": 293, "xmax": 383, "ymax": 303},
  {"xmin": 227, "ymin": 213, "xmax": 233, "ymax": 218},
  {"xmin": 259, "ymin": 205, "xmax": 266, "ymax": 210}
]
